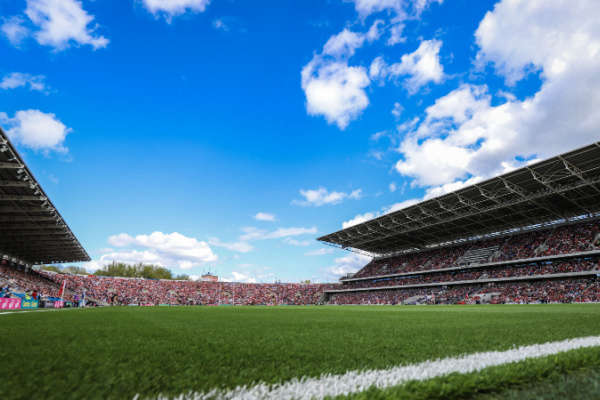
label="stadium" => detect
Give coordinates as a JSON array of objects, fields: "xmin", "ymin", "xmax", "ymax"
[
  {"xmin": 3, "ymin": 0, "xmax": 600, "ymax": 399},
  {"xmin": 3, "ymin": 125, "xmax": 600, "ymax": 399}
]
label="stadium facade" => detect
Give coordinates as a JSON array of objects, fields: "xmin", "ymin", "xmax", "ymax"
[{"xmin": 319, "ymin": 141, "xmax": 600, "ymax": 305}]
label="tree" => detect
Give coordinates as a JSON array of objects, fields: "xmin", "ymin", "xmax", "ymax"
[
  {"xmin": 63, "ymin": 266, "xmax": 89, "ymax": 275},
  {"xmin": 93, "ymin": 262, "xmax": 186, "ymax": 280}
]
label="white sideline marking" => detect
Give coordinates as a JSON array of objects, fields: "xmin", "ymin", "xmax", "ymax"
[
  {"xmin": 154, "ymin": 336, "xmax": 600, "ymax": 400},
  {"xmin": 0, "ymin": 308, "xmax": 72, "ymax": 315}
]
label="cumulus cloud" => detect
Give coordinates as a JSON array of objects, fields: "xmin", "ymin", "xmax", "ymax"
[
  {"xmin": 208, "ymin": 237, "xmax": 253, "ymax": 253},
  {"xmin": 293, "ymin": 187, "xmax": 362, "ymax": 206},
  {"xmin": 370, "ymin": 39, "xmax": 444, "ymax": 93},
  {"xmin": 0, "ymin": 109, "xmax": 70, "ymax": 153},
  {"xmin": 103, "ymin": 231, "xmax": 217, "ymax": 270},
  {"xmin": 345, "ymin": 0, "xmax": 405, "ymax": 18},
  {"xmin": 342, "ymin": 212, "xmax": 377, "ymax": 229},
  {"xmin": 240, "ymin": 226, "xmax": 318, "ymax": 241},
  {"xmin": 387, "ymin": 22, "xmax": 405, "ymax": 45},
  {"xmin": 0, "ymin": 72, "xmax": 46, "ymax": 92},
  {"xmin": 395, "ymin": 0, "xmax": 600, "ymax": 196},
  {"xmin": 302, "ymin": 0, "xmax": 443, "ymax": 130},
  {"xmin": 345, "ymin": 0, "xmax": 442, "ymax": 18},
  {"xmin": 142, "ymin": 0, "xmax": 210, "ymax": 21},
  {"xmin": 301, "ymin": 22, "xmax": 385, "ymax": 130},
  {"xmin": 254, "ymin": 212, "xmax": 276, "ymax": 222},
  {"xmin": 302, "ymin": 59, "xmax": 370, "ymax": 130},
  {"xmin": 326, "ymin": 252, "xmax": 372, "ymax": 278},
  {"xmin": 17, "ymin": 0, "xmax": 109, "ymax": 50},
  {"xmin": 1, "ymin": 16, "xmax": 29, "ymax": 46},
  {"xmin": 391, "ymin": 102, "xmax": 403, "ymax": 118},
  {"xmin": 389, "ymin": 182, "xmax": 397, "ymax": 192},
  {"xmin": 323, "ymin": 29, "xmax": 367, "ymax": 58},
  {"xmin": 322, "ymin": 22, "xmax": 381, "ymax": 59},
  {"xmin": 342, "ymin": 198, "xmax": 419, "ymax": 228}
]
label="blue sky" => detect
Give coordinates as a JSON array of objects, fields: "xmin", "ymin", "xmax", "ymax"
[{"xmin": 1, "ymin": 0, "xmax": 599, "ymax": 282}]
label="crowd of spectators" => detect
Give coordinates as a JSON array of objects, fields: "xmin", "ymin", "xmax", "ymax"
[
  {"xmin": 350, "ymin": 221, "xmax": 600, "ymax": 279},
  {"xmin": 342, "ymin": 259, "xmax": 599, "ymax": 289},
  {"xmin": 38, "ymin": 271, "xmax": 336, "ymax": 306},
  {"xmin": 329, "ymin": 278, "xmax": 600, "ymax": 305},
  {"xmin": 0, "ymin": 263, "xmax": 71, "ymax": 301}
]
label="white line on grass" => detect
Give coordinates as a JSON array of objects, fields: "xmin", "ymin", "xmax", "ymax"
[
  {"xmin": 0, "ymin": 308, "xmax": 74, "ymax": 315},
  {"xmin": 152, "ymin": 335, "xmax": 600, "ymax": 400}
]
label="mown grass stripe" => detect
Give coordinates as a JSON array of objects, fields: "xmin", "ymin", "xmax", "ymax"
[{"xmin": 160, "ymin": 336, "xmax": 600, "ymax": 400}]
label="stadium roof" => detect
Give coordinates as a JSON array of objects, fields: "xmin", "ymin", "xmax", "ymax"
[
  {"xmin": 0, "ymin": 127, "xmax": 90, "ymax": 265},
  {"xmin": 318, "ymin": 141, "xmax": 600, "ymax": 255}
]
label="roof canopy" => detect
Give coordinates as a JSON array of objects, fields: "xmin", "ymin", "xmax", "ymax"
[
  {"xmin": 0, "ymin": 128, "xmax": 89, "ymax": 265},
  {"xmin": 318, "ymin": 142, "xmax": 600, "ymax": 255}
]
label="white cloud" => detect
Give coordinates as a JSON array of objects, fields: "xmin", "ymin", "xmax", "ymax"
[
  {"xmin": 395, "ymin": 0, "xmax": 600, "ymax": 194},
  {"xmin": 254, "ymin": 212, "xmax": 276, "ymax": 222},
  {"xmin": 345, "ymin": 0, "xmax": 405, "ymax": 18},
  {"xmin": 221, "ymin": 265, "xmax": 275, "ymax": 283},
  {"xmin": 305, "ymin": 248, "xmax": 335, "ymax": 256},
  {"xmin": 142, "ymin": 0, "xmax": 210, "ymax": 21},
  {"xmin": 391, "ymin": 102, "xmax": 403, "ymax": 118},
  {"xmin": 383, "ymin": 198, "xmax": 420, "ymax": 213},
  {"xmin": 0, "ymin": 109, "xmax": 70, "ymax": 153},
  {"xmin": 370, "ymin": 130, "xmax": 388, "ymax": 141},
  {"xmin": 387, "ymin": 22, "xmax": 405, "ymax": 45},
  {"xmin": 283, "ymin": 238, "xmax": 311, "ymax": 247},
  {"xmin": 326, "ymin": 253, "xmax": 372, "ymax": 278},
  {"xmin": 423, "ymin": 176, "xmax": 484, "ymax": 200},
  {"xmin": 342, "ymin": 198, "xmax": 420, "ymax": 229},
  {"xmin": 323, "ymin": 29, "xmax": 366, "ymax": 58},
  {"xmin": 301, "ymin": 21, "xmax": 388, "ymax": 130},
  {"xmin": 22, "ymin": 0, "xmax": 109, "ymax": 50},
  {"xmin": 208, "ymin": 237, "xmax": 253, "ymax": 253},
  {"xmin": 0, "ymin": 72, "xmax": 46, "ymax": 92},
  {"xmin": 389, "ymin": 182, "xmax": 397, "ymax": 192},
  {"xmin": 239, "ymin": 226, "xmax": 318, "ymax": 241},
  {"xmin": 225, "ymin": 271, "xmax": 257, "ymax": 283},
  {"xmin": 414, "ymin": 0, "xmax": 443, "ymax": 15},
  {"xmin": 212, "ymin": 18, "xmax": 228, "ymax": 31},
  {"xmin": 303, "ymin": 0, "xmax": 443, "ymax": 130},
  {"xmin": 366, "ymin": 19, "xmax": 384, "ymax": 41},
  {"xmin": 342, "ymin": 212, "xmax": 377, "ymax": 228},
  {"xmin": 370, "ymin": 39, "xmax": 444, "ymax": 93},
  {"xmin": 104, "ymin": 231, "xmax": 217, "ymax": 269},
  {"xmin": 1, "ymin": 16, "xmax": 29, "ymax": 46},
  {"xmin": 302, "ymin": 59, "xmax": 370, "ymax": 130},
  {"xmin": 345, "ymin": 0, "xmax": 442, "ymax": 18},
  {"xmin": 293, "ymin": 187, "xmax": 362, "ymax": 206}
]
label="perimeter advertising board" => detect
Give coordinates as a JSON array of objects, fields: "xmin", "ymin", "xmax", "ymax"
[{"xmin": 0, "ymin": 298, "xmax": 21, "ymax": 310}]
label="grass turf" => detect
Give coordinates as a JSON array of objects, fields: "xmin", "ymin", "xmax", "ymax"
[
  {"xmin": 473, "ymin": 364, "xmax": 600, "ymax": 400},
  {"xmin": 1, "ymin": 304, "xmax": 600, "ymax": 399}
]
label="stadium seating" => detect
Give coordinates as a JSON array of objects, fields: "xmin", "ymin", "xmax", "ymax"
[
  {"xmin": 329, "ymin": 219, "xmax": 600, "ymax": 305},
  {"xmin": 0, "ymin": 263, "xmax": 73, "ymax": 302},
  {"xmin": 341, "ymin": 259, "xmax": 599, "ymax": 289},
  {"xmin": 329, "ymin": 278, "xmax": 600, "ymax": 305},
  {"xmin": 348, "ymin": 221, "xmax": 599, "ymax": 279},
  {"xmin": 38, "ymin": 272, "xmax": 336, "ymax": 306}
]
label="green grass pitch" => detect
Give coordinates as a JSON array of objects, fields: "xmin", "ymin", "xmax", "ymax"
[{"xmin": 1, "ymin": 304, "xmax": 600, "ymax": 399}]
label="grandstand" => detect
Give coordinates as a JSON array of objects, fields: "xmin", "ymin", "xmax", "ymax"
[
  {"xmin": 0, "ymin": 128, "xmax": 89, "ymax": 307},
  {"xmin": 319, "ymin": 141, "xmax": 600, "ymax": 305}
]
